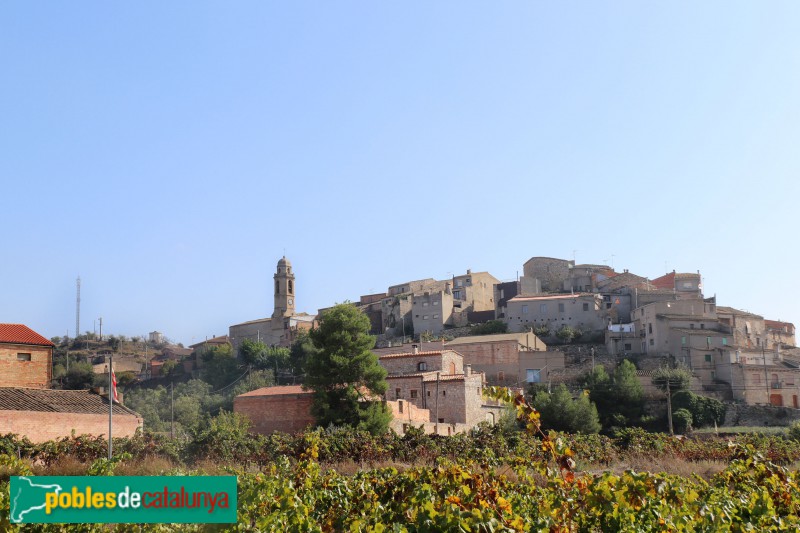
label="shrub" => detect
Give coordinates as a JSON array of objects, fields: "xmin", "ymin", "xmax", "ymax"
[
  {"xmin": 673, "ymin": 408, "xmax": 693, "ymax": 434},
  {"xmin": 470, "ymin": 320, "xmax": 508, "ymax": 335}
]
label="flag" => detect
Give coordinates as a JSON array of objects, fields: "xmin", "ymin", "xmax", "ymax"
[{"xmin": 111, "ymin": 370, "xmax": 119, "ymax": 403}]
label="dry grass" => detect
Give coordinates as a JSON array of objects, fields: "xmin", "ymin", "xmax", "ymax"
[{"xmin": 583, "ymin": 453, "xmax": 727, "ymax": 480}]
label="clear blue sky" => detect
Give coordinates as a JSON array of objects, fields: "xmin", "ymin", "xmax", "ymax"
[{"xmin": 2, "ymin": 2, "xmax": 799, "ymax": 345}]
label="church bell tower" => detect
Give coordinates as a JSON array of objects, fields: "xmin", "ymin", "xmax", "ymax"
[{"xmin": 272, "ymin": 256, "xmax": 296, "ymax": 321}]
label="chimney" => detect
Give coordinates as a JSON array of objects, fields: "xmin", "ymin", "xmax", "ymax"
[
  {"xmin": 467, "ymin": 269, "xmax": 472, "ymax": 275},
  {"xmin": 465, "ymin": 364, "xmax": 472, "ymax": 376},
  {"xmin": 412, "ymin": 344, "xmax": 419, "ymax": 354}
]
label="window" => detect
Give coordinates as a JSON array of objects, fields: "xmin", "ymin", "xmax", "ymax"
[
  {"xmin": 288, "ymin": 280, "xmax": 293, "ymax": 294},
  {"xmin": 624, "ymin": 343, "xmax": 632, "ymax": 350},
  {"xmin": 681, "ymin": 336, "xmax": 686, "ymax": 346},
  {"xmin": 442, "ymin": 390, "xmax": 446, "ymax": 397},
  {"xmin": 498, "ymin": 371, "xmax": 505, "ymax": 381},
  {"xmin": 423, "ymin": 302, "xmax": 429, "ymax": 307},
  {"xmin": 650, "ymin": 339, "xmax": 654, "ymax": 346},
  {"xmin": 423, "ymin": 315, "xmax": 429, "ymax": 320},
  {"xmin": 705, "ymin": 354, "xmax": 712, "ymax": 362},
  {"xmin": 583, "ymin": 303, "xmax": 589, "ymax": 311},
  {"xmin": 606, "ymin": 303, "xmax": 612, "ymax": 309},
  {"xmin": 433, "ymin": 314, "xmax": 439, "ymax": 319},
  {"xmin": 558, "ymin": 303, "xmax": 565, "ymax": 312},
  {"xmin": 17, "ymin": 353, "xmax": 31, "ymax": 361},
  {"xmin": 690, "ymin": 323, "xmax": 695, "ymax": 329},
  {"xmin": 410, "ymin": 390, "xmax": 418, "ymax": 399},
  {"xmin": 540, "ymin": 303, "xmax": 547, "ymax": 313},
  {"xmin": 418, "ymin": 362, "xmax": 427, "ymax": 371},
  {"xmin": 453, "ymin": 290, "xmax": 462, "ymax": 299},
  {"xmin": 522, "ymin": 305, "xmax": 529, "ymax": 314},
  {"xmin": 526, "ymin": 369, "xmax": 541, "ymax": 383},
  {"xmin": 395, "ymin": 388, "xmax": 402, "ymax": 399},
  {"xmin": 398, "ymin": 400, "xmax": 403, "ymax": 413},
  {"xmin": 722, "ymin": 337, "xmax": 728, "ymax": 346},
  {"xmin": 275, "ymin": 280, "xmax": 279, "ymax": 294},
  {"xmin": 427, "ymin": 391, "xmax": 431, "ymax": 397},
  {"xmin": 433, "ymin": 301, "xmax": 439, "ymax": 306},
  {"xmin": 465, "ymin": 278, "xmax": 471, "ymax": 283},
  {"xmin": 700, "ymin": 323, "xmax": 705, "ymax": 329},
  {"xmin": 648, "ymin": 323, "xmax": 653, "ymax": 334}
]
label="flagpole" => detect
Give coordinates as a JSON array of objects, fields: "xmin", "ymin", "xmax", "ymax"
[{"xmin": 108, "ymin": 354, "xmax": 113, "ymax": 460}]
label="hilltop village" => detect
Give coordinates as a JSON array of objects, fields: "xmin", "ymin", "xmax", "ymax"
[{"xmin": 1, "ymin": 255, "xmax": 798, "ymax": 441}]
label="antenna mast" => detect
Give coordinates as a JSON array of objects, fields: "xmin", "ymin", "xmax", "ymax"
[{"xmin": 76, "ymin": 276, "xmax": 81, "ymax": 338}]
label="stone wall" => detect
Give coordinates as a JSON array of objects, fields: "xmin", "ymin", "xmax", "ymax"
[
  {"xmin": 723, "ymin": 403, "xmax": 800, "ymax": 427},
  {"xmin": 0, "ymin": 344, "xmax": 52, "ymax": 388}
]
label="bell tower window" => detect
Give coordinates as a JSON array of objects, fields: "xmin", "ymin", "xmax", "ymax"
[
  {"xmin": 275, "ymin": 280, "xmax": 279, "ymax": 295},
  {"xmin": 288, "ymin": 280, "xmax": 293, "ymax": 295}
]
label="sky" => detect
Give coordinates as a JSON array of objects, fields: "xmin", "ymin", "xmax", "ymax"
[{"xmin": 2, "ymin": 2, "xmax": 799, "ymax": 345}]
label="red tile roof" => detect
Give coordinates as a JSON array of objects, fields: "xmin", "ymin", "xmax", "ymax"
[
  {"xmin": 236, "ymin": 385, "xmax": 310, "ymax": 397},
  {"xmin": 650, "ymin": 272, "xmax": 675, "ymax": 290},
  {"xmin": 0, "ymin": 324, "xmax": 54, "ymax": 347},
  {"xmin": 379, "ymin": 350, "xmax": 453, "ymax": 360}
]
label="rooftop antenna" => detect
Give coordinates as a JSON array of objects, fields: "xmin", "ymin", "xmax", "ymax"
[{"xmin": 76, "ymin": 276, "xmax": 81, "ymax": 339}]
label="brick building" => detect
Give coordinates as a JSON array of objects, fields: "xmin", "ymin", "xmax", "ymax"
[
  {"xmin": 0, "ymin": 388, "xmax": 142, "ymax": 442},
  {"xmin": 0, "ymin": 324, "xmax": 54, "ymax": 389},
  {"xmin": 233, "ymin": 385, "xmax": 315, "ymax": 434}
]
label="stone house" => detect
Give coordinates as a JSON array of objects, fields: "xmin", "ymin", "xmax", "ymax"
[
  {"xmin": 494, "ymin": 280, "xmax": 520, "ymax": 319},
  {"xmin": 411, "ymin": 288, "xmax": 456, "ymax": 336},
  {"xmin": 380, "ymin": 348, "xmax": 503, "ymax": 434},
  {"xmin": 0, "ymin": 323, "xmax": 54, "ymax": 389},
  {"xmin": 716, "ymin": 306, "xmax": 767, "ymax": 349},
  {"xmin": 444, "ymin": 333, "xmax": 564, "ymax": 387},
  {"xmin": 451, "ymin": 270, "xmax": 499, "ymax": 313},
  {"xmin": 766, "ymin": 320, "xmax": 797, "ymax": 348},
  {"xmin": 504, "ymin": 293, "xmax": 607, "ymax": 335}
]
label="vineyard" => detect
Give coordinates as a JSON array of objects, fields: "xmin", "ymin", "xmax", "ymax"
[{"xmin": 2, "ymin": 391, "xmax": 800, "ymax": 531}]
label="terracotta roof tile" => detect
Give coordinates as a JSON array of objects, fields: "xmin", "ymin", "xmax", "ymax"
[
  {"xmin": 0, "ymin": 324, "xmax": 54, "ymax": 347},
  {"xmin": 0, "ymin": 388, "xmax": 139, "ymax": 416},
  {"xmin": 236, "ymin": 385, "xmax": 310, "ymax": 397}
]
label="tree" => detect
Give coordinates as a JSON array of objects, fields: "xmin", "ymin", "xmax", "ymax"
[
  {"xmin": 289, "ymin": 331, "xmax": 318, "ymax": 378},
  {"xmin": 582, "ymin": 360, "xmax": 644, "ymax": 430},
  {"xmin": 651, "ymin": 365, "xmax": 692, "ymax": 393},
  {"xmin": 470, "ymin": 320, "xmax": 508, "ymax": 336},
  {"xmin": 63, "ymin": 361, "xmax": 98, "ymax": 390},
  {"xmin": 556, "ymin": 325, "xmax": 582, "ymax": 344},
  {"xmin": 239, "ymin": 339, "xmax": 290, "ymax": 372},
  {"xmin": 202, "ymin": 344, "xmax": 242, "ymax": 389},
  {"xmin": 531, "ymin": 384, "xmax": 601, "ymax": 434},
  {"xmin": 306, "ymin": 303, "xmax": 390, "ymax": 434}
]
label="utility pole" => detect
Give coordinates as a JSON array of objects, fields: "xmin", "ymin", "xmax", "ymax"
[
  {"xmin": 170, "ymin": 382, "xmax": 175, "ymax": 439},
  {"xmin": 435, "ymin": 372, "xmax": 440, "ymax": 435},
  {"xmin": 98, "ymin": 317, "xmax": 103, "ymax": 342},
  {"xmin": 763, "ymin": 341, "xmax": 770, "ymax": 405},
  {"xmin": 666, "ymin": 379, "xmax": 674, "ymax": 436}
]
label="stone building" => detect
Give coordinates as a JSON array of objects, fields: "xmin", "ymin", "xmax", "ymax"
[
  {"xmin": 229, "ymin": 257, "xmax": 317, "ymax": 354},
  {"xmin": 0, "ymin": 323, "xmax": 55, "ymax": 389},
  {"xmin": 521, "ymin": 257, "xmax": 574, "ymax": 294},
  {"xmin": 444, "ymin": 333, "xmax": 564, "ymax": 387},
  {"xmin": 411, "ymin": 288, "xmax": 455, "ymax": 336},
  {"xmin": 494, "ymin": 281, "xmax": 520, "ymax": 319},
  {"xmin": 504, "ymin": 293, "xmax": 607, "ymax": 334},
  {"xmin": 380, "ymin": 348, "xmax": 503, "ymax": 434},
  {"xmin": 766, "ymin": 320, "xmax": 797, "ymax": 348}
]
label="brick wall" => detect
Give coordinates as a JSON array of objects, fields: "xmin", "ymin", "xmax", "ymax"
[
  {"xmin": 234, "ymin": 393, "xmax": 316, "ymax": 435},
  {"xmin": 0, "ymin": 410, "xmax": 141, "ymax": 443},
  {"xmin": 0, "ymin": 344, "xmax": 52, "ymax": 388}
]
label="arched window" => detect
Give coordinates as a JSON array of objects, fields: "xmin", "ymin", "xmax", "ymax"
[{"xmin": 288, "ymin": 280, "xmax": 293, "ymax": 294}]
